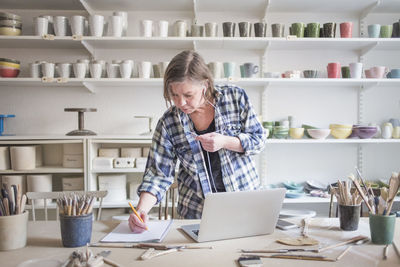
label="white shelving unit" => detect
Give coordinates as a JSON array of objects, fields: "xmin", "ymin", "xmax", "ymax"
[{"xmin": 1, "ymin": 0, "xmax": 400, "ymax": 215}]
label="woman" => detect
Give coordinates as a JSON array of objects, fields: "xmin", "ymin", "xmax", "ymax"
[{"xmin": 129, "ymin": 50, "xmax": 267, "ymax": 233}]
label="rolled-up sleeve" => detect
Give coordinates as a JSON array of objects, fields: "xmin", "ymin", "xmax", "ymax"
[
  {"xmin": 137, "ymin": 119, "xmax": 177, "ymax": 203},
  {"xmin": 236, "ymin": 89, "xmax": 268, "ymax": 156}
]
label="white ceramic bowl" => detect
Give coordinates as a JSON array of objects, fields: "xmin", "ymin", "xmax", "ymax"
[{"xmin": 307, "ymin": 129, "xmax": 331, "ymax": 139}]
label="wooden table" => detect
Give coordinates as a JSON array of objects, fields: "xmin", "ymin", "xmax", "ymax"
[{"xmin": 1, "ymin": 218, "xmax": 399, "ymax": 267}]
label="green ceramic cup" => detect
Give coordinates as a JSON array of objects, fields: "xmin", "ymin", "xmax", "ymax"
[
  {"xmin": 306, "ymin": 23, "xmax": 320, "ymax": 38},
  {"xmin": 291, "ymin": 23, "xmax": 305, "ymax": 37},
  {"xmin": 240, "ymin": 65, "xmax": 245, "ymax": 78},
  {"xmin": 380, "ymin": 25, "xmax": 393, "ymax": 38},
  {"xmin": 369, "ymin": 213, "xmax": 396, "ymax": 244},
  {"xmin": 341, "ymin": 66, "xmax": 350, "ymax": 78}
]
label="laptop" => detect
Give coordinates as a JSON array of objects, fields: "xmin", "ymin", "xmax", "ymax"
[{"xmin": 181, "ymin": 188, "xmax": 286, "ymax": 242}]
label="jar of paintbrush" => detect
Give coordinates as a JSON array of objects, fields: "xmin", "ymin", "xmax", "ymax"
[{"xmin": 58, "ymin": 193, "xmax": 95, "ymax": 247}]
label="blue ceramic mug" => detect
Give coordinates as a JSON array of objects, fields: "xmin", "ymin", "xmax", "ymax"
[
  {"xmin": 368, "ymin": 24, "xmax": 380, "ymax": 38},
  {"xmin": 387, "ymin": 68, "xmax": 400, "ymax": 78}
]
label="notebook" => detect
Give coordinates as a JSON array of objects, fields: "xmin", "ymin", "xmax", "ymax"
[
  {"xmin": 181, "ymin": 188, "xmax": 286, "ymax": 242},
  {"xmin": 101, "ymin": 220, "xmax": 173, "ymax": 243}
]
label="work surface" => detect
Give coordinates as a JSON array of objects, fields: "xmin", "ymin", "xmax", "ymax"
[{"xmin": 1, "ymin": 218, "xmax": 399, "ymax": 267}]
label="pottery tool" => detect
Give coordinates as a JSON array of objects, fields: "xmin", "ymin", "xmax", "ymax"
[
  {"xmin": 241, "ymin": 253, "xmax": 335, "ymax": 262},
  {"xmin": 139, "ymin": 247, "xmax": 179, "ymax": 260},
  {"xmin": 348, "ymin": 174, "xmax": 374, "ymax": 213},
  {"xmin": 383, "ymin": 244, "xmax": 389, "ymax": 260},
  {"xmin": 355, "ymin": 167, "xmax": 374, "ymax": 198},
  {"xmin": 318, "ymin": 235, "xmax": 368, "ymax": 253},
  {"xmin": 276, "ymin": 218, "xmax": 319, "ymax": 246},
  {"xmin": 89, "ymin": 242, "xmax": 213, "ymax": 250},
  {"xmin": 335, "ymin": 245, "xmax": 352, "ymax": 261},
  {"xmin": 384, "ymin": 172, "xmax": 400, "ymax": 215}
]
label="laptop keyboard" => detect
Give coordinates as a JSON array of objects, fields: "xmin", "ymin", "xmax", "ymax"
[{"xmin": 192, "ymin": 230, "xmax": 199, "ymax": 236}]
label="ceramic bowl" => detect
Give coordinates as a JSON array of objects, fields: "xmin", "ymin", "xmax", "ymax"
[
  {"xmin": 289, "ymin": 127, "xmax": 304, "ymax": 139},
  {"xmin": 0, "ymin": 65, "xmax": 20, "ymax": 77},
  {"xmin": 0, "ymin": 19, "xmax": 22, "ymax": 28},
  {"xmin": 331, "ymin": 127, "xmax": 352, "ymax": 139},
  {"xmin": 0, "ymin": 12, "xmax": 21, "ymax": 21},
  {"xmin": 0, "ymin": 26, "xmax": 22, "ymax": 36},
  {"xmin": 303, "ymin": 70, "xmax": 318, "ymax": 78},
  {"xmin": 283, "ymin": 181, "xmax": 303, "ymax": 190},
  {"xmin": 0, "ymin": 58, "xmax": 20, "ymax": 69},
  {"xmin": 301, "ymin": 124, "xmax": 317, "ymax": 138},
  {"xmin": 307, "ymin": 128, "xmax": 331, "ymax": 139},
  {"xmin": 353, "ymin": 126, "xmax": 377, "ymax": 139},
  {"xmin": 273, "ymin": 126, "xmax": 289, "ymax": 139},
  {"xmin": 329, "ymin": 124, "xmax": 352, "ymax": 129}
]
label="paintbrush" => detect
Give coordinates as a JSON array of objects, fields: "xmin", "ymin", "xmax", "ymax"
[{"xmin": 348, "ymin": 174, "xmax": 374, "ymax": 213}]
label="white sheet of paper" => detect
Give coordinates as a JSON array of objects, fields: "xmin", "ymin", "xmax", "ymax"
[{"xmin": 101, "ymin": 220, "xmax": 173, "ymax": 243}]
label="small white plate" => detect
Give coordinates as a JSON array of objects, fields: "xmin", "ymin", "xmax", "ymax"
[
  {"xmin": 279, "ymin": 209, "xmax": 316, "ymax": 218},
  {"xmin": 17, "ymin": 259, "xmax": 62, "ymax": 267}
]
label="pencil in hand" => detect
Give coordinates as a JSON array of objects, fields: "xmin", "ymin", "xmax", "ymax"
[{"xmin": 129, "ymin": 202, "xmax": 148, "ymax": 230}]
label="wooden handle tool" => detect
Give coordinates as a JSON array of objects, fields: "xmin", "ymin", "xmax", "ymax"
[
  {"xmin": 348, "ymin": 174, "xmax": 374, "ymax": 213},
  {"xmin": 318, "ymin": 235, "xmax": 368, "ymax": 253}
]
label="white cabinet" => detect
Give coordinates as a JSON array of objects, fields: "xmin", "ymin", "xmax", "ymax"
[
  {"xmin": 87, "ymin": 137, "xmax": 151, "ymax": 208},
  {"xmin": 1, "ymin": 0, "xmax": 400, "ymax": 213}
]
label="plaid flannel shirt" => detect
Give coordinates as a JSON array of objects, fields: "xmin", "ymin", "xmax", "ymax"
[{"xmin": 138, "ymin": 84, "xmax": 268, "ymax": 219}]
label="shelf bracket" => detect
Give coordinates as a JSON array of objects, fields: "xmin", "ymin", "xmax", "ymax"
[
  {"xmin": 359, "ymin": 41, "xmax": 378, "ymax": 57},
  {"xmin": 357, "ymin": 86, "xmax": 364, "ymax": 125},
  {"xmin": 362, "ymin": 82, "xmax": 379, "ymax": 91},
  {"xmin": 262, "ymin": 0, "xmax": 271, "ymax": 22},
  {"xmin": 359, "ymin": 0, "xmax": 380, "ymax": 37},
  {"xmin": 79, "ymin": 0, "xmax": 95, "ymax": 16},
  {"xmin": 192, "ymin": 40, "xmax": 197, "ymax": 51},
  {"xmin": 260, "ymin": 41, "xmax": 271, "ymax": 76},
  {"xmin": 359, "ymin": 0, "xmax": 380, "ymax": 20},
  {"xmin": 82, "ymin": 82, "xmax": 97, "ymax": 94},
  {"xmin": 357, "ymin": 144, "xmax": 364, "ymax": 178},
  {"xmin": 81, "ymin": 40, "xmax": 95, "ymax": 57}
]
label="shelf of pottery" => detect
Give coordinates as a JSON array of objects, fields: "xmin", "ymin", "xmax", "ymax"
[
  {"xmin": 1, "ymin": 1, "xmax": 400, "ymax": 94},
  {"xmin": 0, "ymin": 139, "xmax": 86, "ymax": 208}
]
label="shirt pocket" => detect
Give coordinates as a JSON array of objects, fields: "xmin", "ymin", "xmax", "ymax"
[
  {"xmin": 175, "ymin": 146, "xmax": 196, "ymax": 173},
  {"xmin": 224, "ymin": 123, "xmax": 242, "ymax": 136}
]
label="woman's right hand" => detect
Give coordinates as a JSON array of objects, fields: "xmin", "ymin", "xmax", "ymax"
[{"xmin": 128, "ymin": 210, "xmax": 149, "ymax": 233}]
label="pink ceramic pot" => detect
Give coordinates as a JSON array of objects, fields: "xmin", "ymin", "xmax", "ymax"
[
  {"xmin": 340, "ymin": 22, "xmax": 353, "ymax": 38},
  {"xmin": 327, "ymin": 62, "xmax": 341, "ymax": 78},
  {"xmin": 369, "ymin": 66, "xmax": 389, "ymax": 78}
]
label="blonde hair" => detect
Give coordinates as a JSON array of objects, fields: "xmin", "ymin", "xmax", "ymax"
[{"xmin": 163, "ymin": 50, "xmax": 217, "ymax": 106}]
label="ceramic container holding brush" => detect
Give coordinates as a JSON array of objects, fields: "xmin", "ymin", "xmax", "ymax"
[
  {"xmin": 60, "ymin": 213, "xmax": 93, "ymax": 247},
  {"xmin": 369, "ymin": 213, "xmax": 396, "ymax": 244},
  {"xmin": 339, "ymin": 204, "xmax": 361, "ymax": 231},
  {"xmin": 0, "ymin": 211, "xmax": 29, "ymax": 250}
]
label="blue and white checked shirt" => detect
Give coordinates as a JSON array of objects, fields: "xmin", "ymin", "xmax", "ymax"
[{"xmin": 138, "ymin": 84, "xmax": 268, "ymax": 219}]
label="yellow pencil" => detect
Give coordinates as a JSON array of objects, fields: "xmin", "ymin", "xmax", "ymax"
[{"xmin": 129, "ymin": 202, "xmax": 148, "ymax": 230}]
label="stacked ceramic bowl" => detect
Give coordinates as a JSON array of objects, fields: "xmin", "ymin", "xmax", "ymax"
[
  {"xmin": 282, "ymin": 181, "xmax": 305, "ymax": 198},
  {"xmin": 0, "ymin": 58, "xmax": 20, "ymax": 77},
  {"xmin": 273, "ymin": 125, "xmax": 289, "ymax": 139},
  {"xmin": 352, "ymin": 125, "xmax": 377, "ymax": 139},
  {"xmin": 0, "ymin": 12, "xmax": 22, "ymax": 36},
  {"xmin": 330, "ymin": 124, "xmax": 352, "ymax": 139}
]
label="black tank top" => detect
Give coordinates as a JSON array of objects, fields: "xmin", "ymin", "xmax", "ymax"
[{"xmin": 195, "ymin": 119, "xmax": 225, "ymax": 193}]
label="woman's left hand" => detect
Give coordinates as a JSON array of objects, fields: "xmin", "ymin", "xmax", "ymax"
[{"xmin": 195, "ymin": 132, "xmax": 226, "ymax": 152}]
